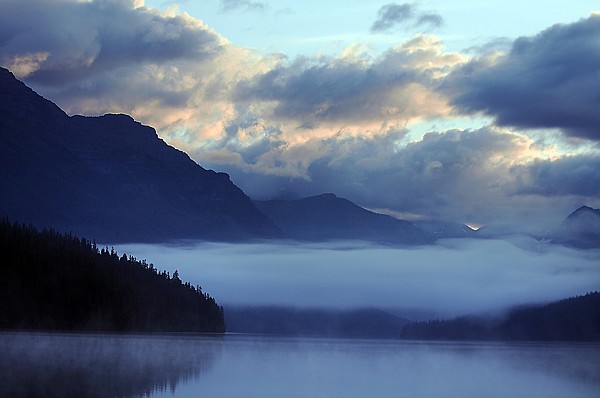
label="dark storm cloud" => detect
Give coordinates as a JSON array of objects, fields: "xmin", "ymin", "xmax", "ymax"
[
  {"xmin": 448, "ymin": 14, "xmax": 600, "ymax": 141},
  {"xmin": 370, "ymin": 3, "xmax": 443, "ymax": 33},
  {"xmin": 0, "ymin": 0, "xmax": 224, "ymax": 86},
  {"xmin": 513, "ymin": 155, "xmax": 600, "ymax": 197}
]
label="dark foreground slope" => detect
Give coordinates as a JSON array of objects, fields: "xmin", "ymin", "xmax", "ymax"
[
  {"xmin": 0, "ymin": 67, "xmax": 278, "ymax": 242},
  {"xmin": 254, "ymin": 193, "xmax": 434, "ymax": 244},
  {"xmin": 0, "ymin": 218, "xmax": 225, "ymax": 333},
  {"xmin": 401, "ymin": 292, "xmax": 600, "ymax": 341}
]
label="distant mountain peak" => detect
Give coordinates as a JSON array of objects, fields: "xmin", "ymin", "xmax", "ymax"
[
  {"xmin": 567, "ymin": 205, "xmax": 600, "ymax": 220},
  {"xmin": 553, "ymin": 205, "xmax": 600, "ymax": 249},
  {"xmin": 254, "ymin": 193, "xmax": 434, "ymax": 245}
]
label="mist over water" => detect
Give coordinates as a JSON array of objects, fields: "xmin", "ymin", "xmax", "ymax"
[
  {"xmin": 2, "ymin": 332, "xmax": 599, "ymax": 398},
  {"xmin": 0, "ymin": 332, "xmax": 222, "ymax": 398},
  {"xmin": 4, "ymin": 239, "xmax": 599, "ymax": 397},
  {"xmin": 115, "ymin": 238, "xmax": 600, "ymax": 318}
]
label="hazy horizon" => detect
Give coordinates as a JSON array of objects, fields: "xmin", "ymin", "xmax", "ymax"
[{"xmin": 114, "ymin": 237, "xmax": 600, "ymax": 320}]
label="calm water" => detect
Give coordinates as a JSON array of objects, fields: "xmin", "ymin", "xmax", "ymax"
[{"xmin": 1, "ymin": 332, "xmax": 599, "ymax": 398}]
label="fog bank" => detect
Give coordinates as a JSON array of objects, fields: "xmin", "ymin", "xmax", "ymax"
[{"xmin": 115, "ymin": 238, "xmax": 600, "ymax": 319}]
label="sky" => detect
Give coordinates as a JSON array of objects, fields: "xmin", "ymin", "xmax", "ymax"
[{"xmin": 1, "ymin": 0, "xmax": 600, "ymax": 229}]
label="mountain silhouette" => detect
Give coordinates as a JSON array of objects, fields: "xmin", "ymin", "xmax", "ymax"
[
  {"xmin": 0, "ymin": 67, "xmax": 279, "ymax": 242},
  {"xmin": 254, "ymin": 193, "xmax": 434, "ymax": 244},
  {"xmin": 552, "ymin": 205, "xmax": 600, "ymax": 249}
]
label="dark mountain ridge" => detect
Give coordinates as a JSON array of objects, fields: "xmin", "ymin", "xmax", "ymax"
[
  {"xmin": 0, "ymin": 67, "xmax": 279, "ymax": 242},
  {"xmin": 551, "ymin": 205, "xmax": 600, "ymax": 249},
  {"xmin": 254, "ymin": 193, "xmax": 435, "ymax": 244}
]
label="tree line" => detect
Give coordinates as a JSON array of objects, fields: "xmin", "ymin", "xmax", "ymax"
[
  {"xmin": 0, "ymin": 218, "xmax": 225, "ymax": 333},
  {"xmin": 401, "ymin": 291, "xmax": 600, "ymax": 341}
]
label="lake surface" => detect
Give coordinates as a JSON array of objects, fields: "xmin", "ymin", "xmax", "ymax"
[{"xmin": 1, "ymin": 332, "xmax": 599, "ymax": 398}]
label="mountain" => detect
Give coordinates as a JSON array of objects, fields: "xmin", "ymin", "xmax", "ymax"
[
  {"xmin": 401, "ymin": 291, "xmax": 600, "ymax": 341},
  {"xmin": 552, "ymin": 206, "xmax": 600, "ymax": 249},
  {"xmin": 254, "ymin": 193, "xmax": 434, "ymax": 244},
  {"xmin": 0, "ymin": 67, "xmax": 279, "ymax": 242}
]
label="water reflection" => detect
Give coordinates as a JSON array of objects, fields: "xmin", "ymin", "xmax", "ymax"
[
  {"xmin": 0, "ymin": 332, "xmax": 222, "ymax": 398},
  {"xmin": 196, "ymin": 336, "xmax": 600, "ymax": 398},
  {"xmin": 1, "ymin": 332, "xmax": 599, "ymax": 398}
]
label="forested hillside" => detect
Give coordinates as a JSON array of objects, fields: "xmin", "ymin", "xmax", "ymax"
[
  {"xmin": 0, "ymin": 218, "xmax": 225, "ymax": 333},
  {"xmin": 401, "ymin": 292, "xmax": 600, "ymax": 341}
]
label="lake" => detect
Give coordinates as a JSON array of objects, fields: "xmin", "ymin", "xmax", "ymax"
[{"xmin": 1, "ymin": 332, "xmax": 599, "ymax": 397}]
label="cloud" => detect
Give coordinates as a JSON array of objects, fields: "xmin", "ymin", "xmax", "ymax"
[
  {"xmin": 116, "ymin": 240, "xmax": 600, "ymax": 318},
  {"xmin": 370, "ymin": 3, "xmax": 413, "ymax": 33},
  {"xmin": 219, "ymin": 0, "xmax": 268, "ymax": 13},
  {"xmin": 0, "ymin": 0, "xmax": 271, "ymax": 140},
  {"xmin": 233, "ymin": 35, "xmax": 462, "ymax": 132},
  {"xmin": 448, "ymin": 14, "xmax": 600, "ymax": 141},
  {"xmin": 200, "ymin": 123, "xmax": 600, "ymax": 228},
  {"xmin": 177, "ymin": 34, "xmax": 463, "ymax": 181},
  {"xmin": 0, "ymin": 0, "xmax": 224, "ymax": 84},
  {"xmin": 416, "ymin": 13, "xmax": 443, "ymax": 29},
  {"xmin": 0, "ymin": 0, "xmax": 453, "ymax": 169},
  {"xmin": 2, "ymin": 1, "xmax": 598, "ymax": 230},
  {"xmin": 513, "ymin": 155, "xmax": 600, "ymax": 197},
  {"xmin": 370, "ymin": 3, "xmax": 443, "ymax": 33}
]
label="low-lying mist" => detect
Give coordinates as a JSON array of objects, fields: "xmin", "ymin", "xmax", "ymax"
[{"xmin": 115, "ymin": 238, "xmax": 600, "ymax": 319}]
